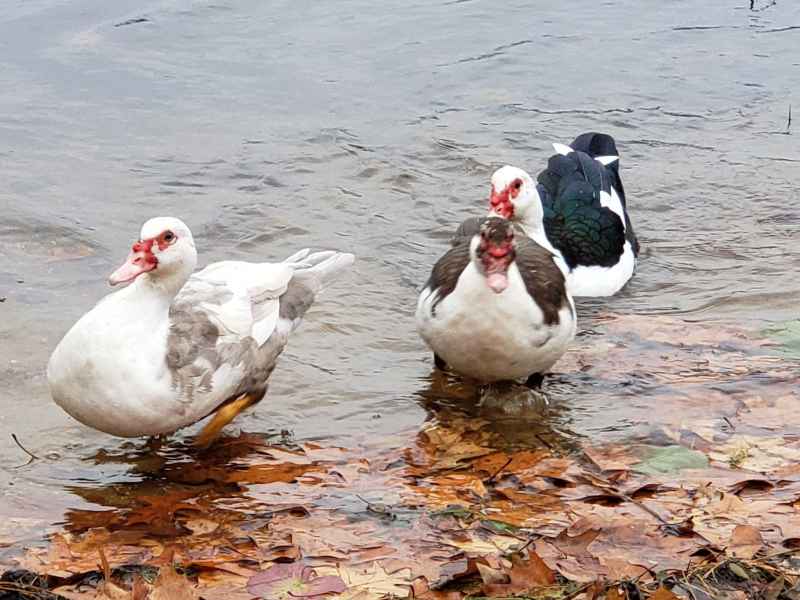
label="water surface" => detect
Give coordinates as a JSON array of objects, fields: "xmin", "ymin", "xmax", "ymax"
[{"xmin": 1, "ymin": 0, "xmax": 798, "ymax": 553}]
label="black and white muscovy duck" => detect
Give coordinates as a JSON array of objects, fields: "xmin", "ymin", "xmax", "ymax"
[
  {"xmin": 416, "ymin": 217, "xmax": 576, "ymax": 387},
  {"xmin": 47, "ymin": 217, "xmax": 354, "ymax": 446},
  {"xmin": 487, "ymin": 132, "xmax": 639, "ymax": 297}
]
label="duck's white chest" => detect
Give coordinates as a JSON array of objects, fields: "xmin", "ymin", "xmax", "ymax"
[
  {"xmin": 47, "ymin": 297, "xmax": 191, "ymax": 437},
  {"xmin": 416, "ymin": 263, "xmax": 575, "ymax": 382}
]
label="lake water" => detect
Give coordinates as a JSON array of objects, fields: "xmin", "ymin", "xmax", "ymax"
[{"xmin": 0, "ymin": 0, "xmax": 798, "ymax": 556}]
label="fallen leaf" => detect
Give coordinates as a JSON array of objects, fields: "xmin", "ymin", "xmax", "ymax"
[
  {"xmin": 182, "ymin": 518, "xmax": 220, "ymax": 535},
  {"xmin": 482, "ymin": 551, "xmax": 556, "ymax": 596},
  {"xmin": 247, "ymin": 563, "xmax": 346, "ymax": 600},
  {"xmin": 634, "ymin": 445, "xmax": 709, "ymax": 475},
  {"xmin": 649, "ymin": 587, "xmax": 681, "ymax": 600},
  {"xmin": 476, "ymin": 562, "xmax": 505, "ymax": 586},
  {"xmin": 583, "ymin": 445, "xmax": 639, "ymax": 472},
  {"xmin": 709, "ymin": 436, "xmax": 800, "ymax": 474},
  {"xmin": 315, "ymin": 562, "xmax": 412, "ymax": 598},
  {"xmin": 122, "ymin": 491, "xmax": 200, "ymax": 535},
  {"xmin": 727, "ymin": 524, "xmax": 763, "ymax": 559},
  {"xmin": 97, "ymin": 581, "xmax": 132, "ymax": 600},
  {"xmin": 150, "ymin": 564, "xmax": 199, "ymax": 600},
  {"xmin": 764, "ymin": 320, "xmax": 800, "ymax": 358}
]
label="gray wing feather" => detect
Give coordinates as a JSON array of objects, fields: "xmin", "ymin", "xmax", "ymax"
[
  {"xmin": 275, "ymin": 251, "xmax": 353, "ymax": 334},
  {"xmin": 166, "ymin": 251, "xmax": 353, "ymax": 408},
  {"xmin": 451, "ymin": 216, "xmax": 486, "ymax": 246},
  {"xmin": 166, "ymin": 298, "xmax": 278, "ymax": 405}
]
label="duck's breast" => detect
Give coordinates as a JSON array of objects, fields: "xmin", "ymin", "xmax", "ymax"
[
  {"xmin": 47, "ymin": 292, "xmax": 190, "ymax": 437},
  {"xmin": 419, "ymin": 263, "xmax": 574, "ymax": 381}
]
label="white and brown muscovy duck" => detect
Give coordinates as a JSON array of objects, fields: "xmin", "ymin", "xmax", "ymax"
[
  {"xmin": 47, "ymin": 217, "xmax": 354, "ymax": 446},
  {"xmin": 487, "ymin": 132, "xmax": 639, "ymax": 297},
  {"xmin": 416, "ymin": 217, "xmax": 576, "ymax": 387}
]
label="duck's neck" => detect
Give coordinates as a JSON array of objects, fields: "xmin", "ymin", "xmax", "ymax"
[
  {"xmin": 128, "ymin": 261, "xmax": 195, "ymax": 311},
  {"xmin": 518, "ymin": 211, "xmax": 545, "ymax": 236},
  {"xmin": 516, "ymin": 215, "xmax": 558, "ymax": 259}
]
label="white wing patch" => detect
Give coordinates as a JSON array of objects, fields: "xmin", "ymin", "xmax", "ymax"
[
  {"xmin": 599, "ymin": 189, "xmax": 626, "ymax": 227},
  {"xmin": 552, "ymin": 142, "xmax": 573, "ymax": 156},
  {"xmin": 594, "ymin": 155, "xmax": 619, "ymax": 166},
  {"xmin": 190, "ymin": 260, "xmax": 296, "ymax": 346}
]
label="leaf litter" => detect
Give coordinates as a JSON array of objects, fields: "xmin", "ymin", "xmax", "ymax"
[{"xmin": 2, "ymin": 314, "xmax": 800, "ymax": 600}]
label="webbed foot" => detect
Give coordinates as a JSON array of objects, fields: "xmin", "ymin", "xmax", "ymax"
[{"xmin": 195, "ymin": 393, "xmax": 258, "ymax": 448}]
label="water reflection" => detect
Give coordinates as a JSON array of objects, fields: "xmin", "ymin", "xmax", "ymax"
[{"xmin": 414, "ymin": 370, "xmax": 581, "ymax": 454}]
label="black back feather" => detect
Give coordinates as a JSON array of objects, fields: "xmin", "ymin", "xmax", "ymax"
[{"xmin": 538, "ymin": 133, "xmax": 639, "ymax": 268}]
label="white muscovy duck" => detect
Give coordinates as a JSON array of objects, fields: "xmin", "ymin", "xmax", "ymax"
[
  {"xmin": 47, "ymin": 217, "xmax": 354, "ymax": 446},
  {"xmin": 416, "ymin": 217, "xmax": 575, "ymax": 387},
  {"xmin": 487, "ymin": 132, "xmax": 639, "ymax": 297}
]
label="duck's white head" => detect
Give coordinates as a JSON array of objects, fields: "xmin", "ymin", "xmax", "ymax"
[
  {"xmin": 488, "ymin": 166, "xmax": 542, "ymax": 228},
  {"xmin": 109, "ymin": 217, "xmax": 198, "ymax": 288}
]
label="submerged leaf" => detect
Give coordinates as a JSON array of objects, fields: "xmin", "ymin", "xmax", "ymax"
[
  {"xmin": 634, "ymin": 445, "xmax": 709, "ymax": 475},
  {"xmin": 764, "ymin": 320, "xmax": 800, "ymax": 358},
  {"xmin": 728, "ymin": 524, "xmax": 763, "ymax": 559},
  {"xmin": 247, "ymin": 563, "xmax": 346, "ymax": 600},
  {"xmin": 481, "ymin": 551, "xmax": 556, "ymax": 596},
  {"xmin": 150, "ymin": 564, "xmax": 199, "ymax": 600},
  {"xmin": 314, "ymin": 562, "xmax": 412, "ymax": 598},
  {"xmin": 649, "ymin": 587, "xmax": 681, "ymax": 600}
]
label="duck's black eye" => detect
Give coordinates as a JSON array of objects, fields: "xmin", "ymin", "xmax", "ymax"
[
  {"xmin": 163, "ymin": 230, "xmax": 175, "ymax": 243},
  {"xmin": 513, "ymin": 180, "xmax": 523, "ymax": 190}
]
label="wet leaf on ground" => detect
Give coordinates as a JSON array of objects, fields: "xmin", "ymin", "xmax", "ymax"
[
  {"xmin": 4, "ymin": 315, "xmax": 800, "ymax": 599},
  {"xmin": 247, "ymin": 563, "xmax": 346, "ymax": 600}
]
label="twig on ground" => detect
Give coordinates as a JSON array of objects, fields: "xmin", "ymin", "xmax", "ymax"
[
  {"xmin": 514, "ymin": 536, "xmax": 536, "ymax": 556},
  {"xmin": 577, "ymin": 452, "xmax": 678, "ymax": 528},
  {"xmin": 485, "ymin": 457, "xmax": 513, "ymax": 484},
  {"xmin": 355, "ymin": 494, "xmax": 397, "ymax": 519},
  {"xmin": 564, "ymin": 581, "xmax": 595, "ymax": 599},
  {"xmin": 11, "ymin": 433, "xmax": 39, "ymax": 466}
]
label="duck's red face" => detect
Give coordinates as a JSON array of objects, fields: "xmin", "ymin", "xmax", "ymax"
[
  {"xmin": 489, "ymin": 178, "xmax": 523, "ymax": 219},
  {"xmin": 108, "ymin": 230, "xmax": 177, "ymax": 285},
  {"xmin": 477, "ymin": 220, "xmax": 516, "ymax": 293}
]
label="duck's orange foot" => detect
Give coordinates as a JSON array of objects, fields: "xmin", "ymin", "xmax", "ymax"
[{"xmin": 194, "ymin": 393, "xmax": 258, "ymax": 448}]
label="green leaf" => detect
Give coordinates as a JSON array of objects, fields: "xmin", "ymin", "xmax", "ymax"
[
  {"xmin": 764, "ymin": 320, "xmax": 800, "ymax": 358},
  {"xmin": 728, "ymin": 562, "xmax": 750, "ymax": 580},
  {"xmin": 431, "ymin": 507, "xmax": 473, "ymax": 520},
  {"xmin": 633, "ymin": 445, "xmax": 709, "ymax": 475},
  {"xmin": 481, "ymin": 519, "xmax": 520, "ymax": 535}
]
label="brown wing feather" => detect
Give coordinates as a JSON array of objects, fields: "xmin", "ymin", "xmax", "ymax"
[
  {"xmin": 424, "ymin": 242, "xmax": 471, "ymax": 315},
  {"xmin": 451, "ymin": 216, "xmax": 485, "ymax": 246},
  {"xmin": 513, "ymin": 238, "xmax": 571, "ymax": 326}
]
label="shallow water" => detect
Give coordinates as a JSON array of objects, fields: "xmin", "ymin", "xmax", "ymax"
[{"xmin": 0, "ymin": 0, "xmax": 798, "ymax": 554}]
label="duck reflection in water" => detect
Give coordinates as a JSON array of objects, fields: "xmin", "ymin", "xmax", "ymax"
[{"xmin": 413, "ymin": 368, "xmax": 581, "ymax": 456}]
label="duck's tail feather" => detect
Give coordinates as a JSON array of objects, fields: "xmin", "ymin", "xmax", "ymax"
[
  {"xmin": 568, "ymin": 131, "xmax": 627, "ymax": 208},
  {"xmin": 282, "ymin": 248, "xmax": 312, "ymax": 264},
  {"xmin": 276, "ymin": 251, "xmax": 355, "ymax": 334},
  {"xmin": 296, "ymin": 251, "xmax": 355, "ymax": 292},
  {"xmin": 569, "ymin": 132, "xmax": 620, "ymax": 163}
]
